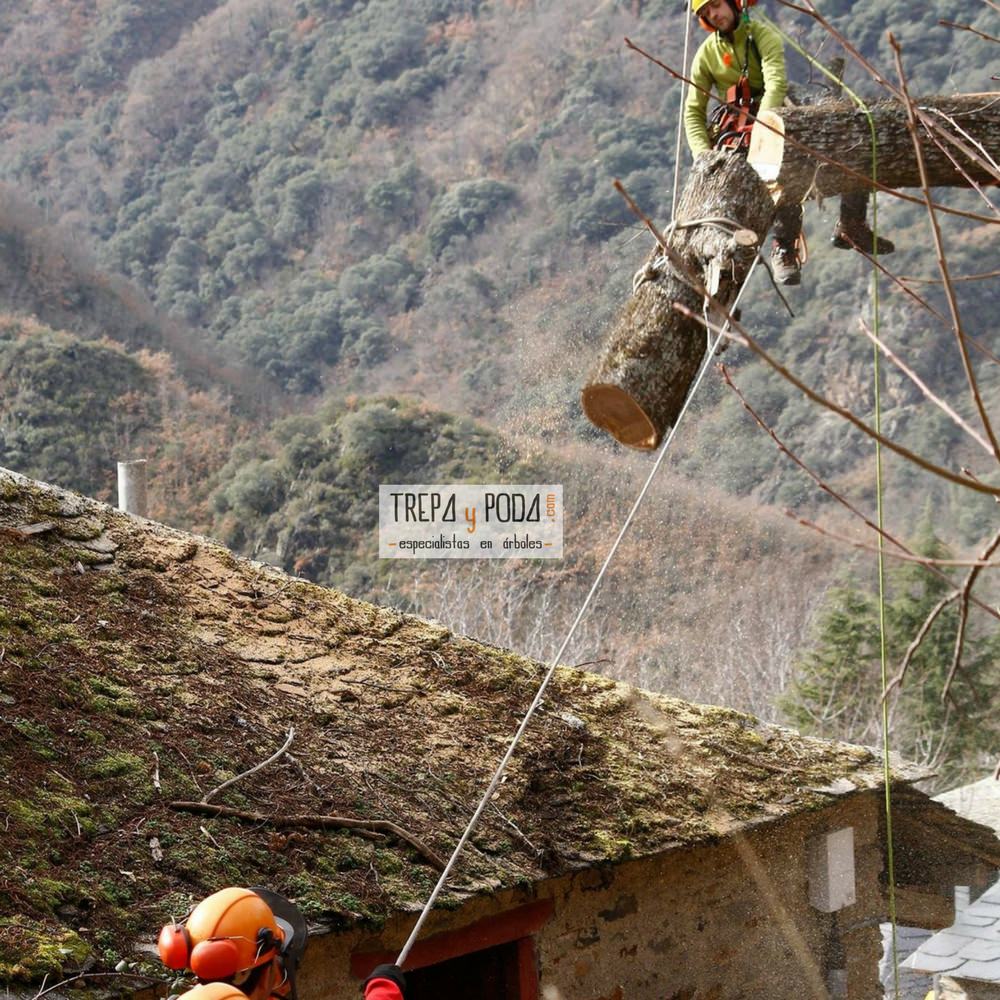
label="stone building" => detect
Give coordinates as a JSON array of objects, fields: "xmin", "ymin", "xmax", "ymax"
[{"xmin": 2, "ymin": 468, "xmax": 998, "ymax": 1000}]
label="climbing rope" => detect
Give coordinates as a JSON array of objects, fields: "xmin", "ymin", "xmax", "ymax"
[
  {"xmin": 758, "ymin": 17, "xmax": 900, "ymax": 996},
  {"xmin": 670, "ymin": 7, "xmax": 696, "ymax": 221}
]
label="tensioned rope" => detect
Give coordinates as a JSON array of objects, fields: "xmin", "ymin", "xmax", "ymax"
[
  {"xmin": 397, "ymin": 260, "xmax": 757, "ymax": 966},
  {"xmin": 759, "ymin": 16, "xmax": 900, "ymax": 996},
  {"xmin": 397, "ymin": 3, "xmax": 756, "ymax": 969}
]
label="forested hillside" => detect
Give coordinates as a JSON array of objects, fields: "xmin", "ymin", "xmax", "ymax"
[{"xmin": 0, "ymin": 0, "xmax": 996, "ymax": 777}]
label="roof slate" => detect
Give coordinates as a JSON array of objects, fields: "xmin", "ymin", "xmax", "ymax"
[
  {"xmin": 935, "ymin": 777, "xmax": 1000, "ymax": 836},
  {"xmin": 906, "ymin": 881, "xmax": 1000, "ymax": 983}
]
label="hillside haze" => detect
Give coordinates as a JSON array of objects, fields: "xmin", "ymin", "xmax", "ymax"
[{"xmin": 0, "ymin": 0, "xmax": 996, "ymax": 748}]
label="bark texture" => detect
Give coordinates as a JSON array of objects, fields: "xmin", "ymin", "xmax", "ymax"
[
  {"xmin": 581, "ymin": 150, "xmax": 774, "ymax": 449},
  {"xmin": 777, "ymin": 95, "xmax": 1000, "ymax": 200}
]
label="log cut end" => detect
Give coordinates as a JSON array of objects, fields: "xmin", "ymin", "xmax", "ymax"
[{"xmin": 581, "ymin": 384, "xmax": 659, "ymax": 450}]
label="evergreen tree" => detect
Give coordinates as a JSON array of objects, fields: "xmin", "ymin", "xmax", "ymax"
[{"xmin": 782, "ymin": 525, "xmax": 999, "ymax": 787}]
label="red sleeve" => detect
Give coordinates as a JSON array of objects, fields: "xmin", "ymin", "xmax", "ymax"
[{"xmin": 364, "ymin": 979, "xmax": 403, "ymax": 1000}]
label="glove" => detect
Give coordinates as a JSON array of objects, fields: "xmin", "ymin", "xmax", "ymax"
[{"xmin": 363, "ymin": 964, "xmax": 407, "ymax": 999}]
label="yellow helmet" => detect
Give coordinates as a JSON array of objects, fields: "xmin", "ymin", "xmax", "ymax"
[{"xmin": 693, "ymin": 0, "xmax": 754, "ymax": 12}]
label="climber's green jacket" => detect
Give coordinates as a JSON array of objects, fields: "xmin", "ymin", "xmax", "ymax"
[{"xmin": 683, "ymin": 18, "xmax": 787, "ymax": 156}]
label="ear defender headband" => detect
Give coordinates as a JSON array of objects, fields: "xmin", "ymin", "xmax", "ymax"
[{"xmin": 157, "ymin": 923, "xmax": 282, "ymax": 981}]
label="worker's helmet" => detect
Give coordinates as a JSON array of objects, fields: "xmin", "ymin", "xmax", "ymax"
[
  {"xmin": 691, "ymin": 0, "xmax": 756, "ymax": 10},
  {"xmin": 174, "ymin": 985, "xmax": 249, "ymax": 1000},
  {"xmin": 157, "ymin": 888, "xmax": 285, "ymax": 982}
]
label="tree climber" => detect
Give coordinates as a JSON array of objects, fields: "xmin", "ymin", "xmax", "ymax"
[
  {"xmin": 156, "ymin": 886, "xmax": 408, "ymax": 1000},
  {"xmin": 684, "ymin": 0, "xmax": 894, "ymax": 286}
]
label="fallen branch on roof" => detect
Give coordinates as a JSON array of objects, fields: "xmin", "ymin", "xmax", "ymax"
[{"xmin": 169, "ymin": 800, "xmax": 447, "ymax": 870}]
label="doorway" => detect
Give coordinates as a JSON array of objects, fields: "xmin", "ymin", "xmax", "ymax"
[{"xmin": 406, "ymin": 939, "xmax": 523, "ymax": 1000}]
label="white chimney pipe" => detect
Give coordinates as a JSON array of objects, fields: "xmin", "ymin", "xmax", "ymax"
[{"xmin": 117, "ymin": 460, "xmax": 148, "ymax": 517}]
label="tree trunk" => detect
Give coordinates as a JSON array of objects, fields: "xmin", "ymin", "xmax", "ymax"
[
  {"xmin": 582, "ymin": 94, "xmax": 999, "ymax": 450},
  {"xmin": 581, "ymin": 150, "xmax": 774, "ymax": 449},
  {"xmin": 776, "ymin": 95, "xmax": 1000, "ymax": 200}
]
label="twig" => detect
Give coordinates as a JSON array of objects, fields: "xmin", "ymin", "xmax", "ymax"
[
  {"xmin": 490, "ymin": 803, "xmax": 542, "ymax": 857},
  {"xmin": 883, "ymin": 592, "xmax": 957, "ymax": 699},
  {"xmin": 889, "ymin": 34, "xmax": 1000, "ymax": 465},
  {"xmin": 942, "ymin": 525, "xmax": 1000, "ymax": 701},
  {"xmin": 853, "ymin": 242, "xmax": 949, "ymax": 325},
  {"xmin": 939, "ymin": 19, "xmax": 1000, "ymax": 44},
  {"xmin": 170, "ymin": 800, "xmax": 446, "ymax": 870},
  {"xmin": 900, "ymin": 269, "xmax": 1000, "ymax": 285},
  {"xmin": 152, "ymin": 751, "xmax": 161, "ymax": 793},
  {"xmin": 856, "ymin": 319, "xmax": 995, "ymax": 456},
  {"xmin": 920, "ymin": 106, "xmax": 1000, "ymax": 189},
  {"xmin": 612, "ymin": 178, "xmax": 669, "ymax": 250},
  {"xmin": 339, "ymin": 678, "xmax": 421, "ymax": 694},
  {"xmin": 680, "ymin": 303, "xmax": 1000, "ymax": 498},
  {"xmin": 32, "ymin": 972, "xmax": 161, "ymax": 1000},
  {"xmin": 201, "ymin": 727, "xmax": 295, "ymax": 804},
  {"xmin": 781, "ymin": 514, "xmax": 1000, "ymax": 567}
]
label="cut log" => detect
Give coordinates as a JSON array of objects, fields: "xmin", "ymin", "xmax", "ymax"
[
  {"xmin": 582, "ymin": 150, "xmax": 774, "ymax": 449},
  {"xmin": 582, "ymin": 94, "xmax": 999, "ymax": 450},
  {"xmin": 775, "ymin": 95, "xmax": 1000, "ymax": 200}
]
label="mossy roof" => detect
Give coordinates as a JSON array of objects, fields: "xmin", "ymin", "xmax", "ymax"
[{"xmin": 0, "ymin": 467, "xmax": 919, "ymax": 987}]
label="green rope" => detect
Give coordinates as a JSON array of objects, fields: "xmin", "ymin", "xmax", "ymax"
[{"xmin": 757, "ymin": 16, "xmax": 900, "ymax": 997}]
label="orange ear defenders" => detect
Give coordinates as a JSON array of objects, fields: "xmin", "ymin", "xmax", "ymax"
[{"xmin": 158, "ymin": 888, "xmax": 285, "ymax": 983}]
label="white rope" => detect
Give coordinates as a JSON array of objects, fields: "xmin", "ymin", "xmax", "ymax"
[
  {"xmin": 396, "ymin": 255, "xmax": 762, "ymax": 969},
  {"xmin": 670, "ymin": 5, "xmax": 696, "ymax": 220}
]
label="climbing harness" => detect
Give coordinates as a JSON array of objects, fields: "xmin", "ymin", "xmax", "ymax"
[{"xmin": 711, "ymin": 77, "xmax": 759, "ymax": 152}]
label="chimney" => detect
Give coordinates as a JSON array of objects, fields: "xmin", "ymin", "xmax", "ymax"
[{"xmin": 117, "ymin": 460, "xmax": 148, "ymax": 517}]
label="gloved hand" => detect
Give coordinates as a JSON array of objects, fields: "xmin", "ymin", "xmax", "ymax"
[{"xmin": 363, "ymin": 964, "xmax": 407, "ymax": 999}]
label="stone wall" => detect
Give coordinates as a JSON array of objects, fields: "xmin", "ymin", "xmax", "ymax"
[{"xmin": 300, "ymin": 793, "xmax": 886, "ymax": 1000}]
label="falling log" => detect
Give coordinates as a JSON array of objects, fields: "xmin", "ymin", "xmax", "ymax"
[
  {"xmin": 582, "ymin": 150, "xmax": 774, "ymax": 449},
  {"xmin": 582, "ymin": 94, "xmax": 1000, "ymax": 450}
]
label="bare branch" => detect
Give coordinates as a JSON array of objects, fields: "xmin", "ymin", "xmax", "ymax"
[
  {"xmin": 889, "ymin": 33, "xmax": 1000, "ymax": 463},
  {"xmin": 718, "ymin": 366, "xmax": 1000, "ymax": 622},
  {"xmin": 900, "ymin": 269, "xmax": 1000, "ymax": 285},
  {"xmin": 856, "ymin": 319, "xmax": 996, "ymax": 456},
  {"xmin": 883, "ymin": 592, "xmax": 958, "ymax": 700},
  {"xmin": 942, "ymin": 526, "xmax": 1000, "ymax": 701},
  {"xmin": 612, "ymin": 178, "xmax": 669, "ymax": 249},
  {"xmin": 201, "ymin": 726, "xmax": 294, "ymax": 804},
  {"xmin": 939, "ymin": 19, "xmax": 1000, "ymax": 44},
  {"xmin": 920, "ymin": 104, "xmax": 1000, "ymax": 188},
  {"xmin": 170, "ymin": 800, "xmax": 447, "ymax": 870},
  {"xmin": 680, "ymin": 304, "xmax": 1000, "ymax": 498},
  {"xmin": 782, "ymin": 515, "xmax": 1000, "ymax": 567}
]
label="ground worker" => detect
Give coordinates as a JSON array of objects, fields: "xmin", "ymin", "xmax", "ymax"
[
  {"xmin": 684, "ymin": 0, "xmax": 894, "ymax": 286},
  {"xmin": 156, "ymin": 886, "xmax": 408, "ymax": 1000}
]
